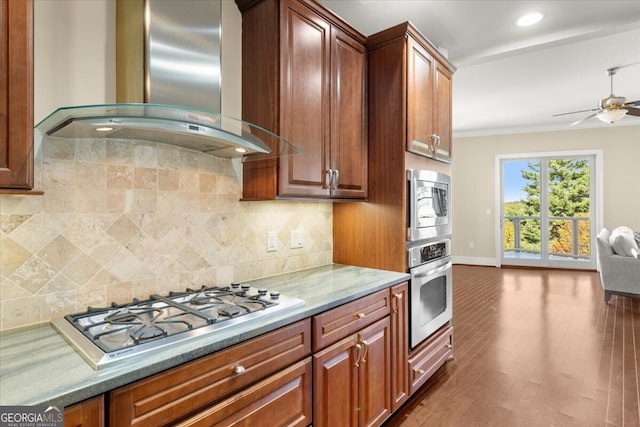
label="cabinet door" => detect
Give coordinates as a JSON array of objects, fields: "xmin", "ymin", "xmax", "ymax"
[
  {"xmin": 406, "ymin": 37, "xmax": 434, "ymax": 158},
  {"xmin": 357, "ymin": 317, "xmax": 392, "ymax": 427},
  {"xmin": 0, "ymin": 0, "xmax": 34, "ymax": 190},
  {"xmin": 313, "ymin": 316, "xmax": 392, "ymax": 427},
  {"xmin": 279, "ymin": 0, "xmax": 331, "ymax": 198},
  {"xmin": 389, "ymin": 282, "xmax": 409, "ymax": 411},
  {"xmin": 313, "ymin": 333, "xmax": 359, "ymax": 427},
  {"xmin": 64, "ymin": 395, "xmax": 104, "ymax": 427},
  {"xmin": 330, "ymin": 26, "xmax": 367, "ymax": 199},
  {"xmin": 433, "ymin": 61, "xmax": 453, "ymax": 162}
]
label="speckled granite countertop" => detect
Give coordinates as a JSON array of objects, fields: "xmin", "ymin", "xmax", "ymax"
[{"xmin": 0, "ymin": 264, "xmax": 408, "ymax": 407}]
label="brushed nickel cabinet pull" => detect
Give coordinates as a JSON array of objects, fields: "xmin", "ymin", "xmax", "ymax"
[
  {"xmin": 355, "ymin": 312, "xmax": 365, "ymax": 319},
  {"xmin": 324, "ymin": 169, "xmax": 333, "ymax": 189},
  {"xmin": 430, "ymin": 134, "xmax": 441, "ymax": 154},
  {"xmin": 234, "ymin": 365, "xmax": 246, "ymax": 374},
  {"xmin": 332, "ymin": 169, "xmax": 340, "ymax": 189}
]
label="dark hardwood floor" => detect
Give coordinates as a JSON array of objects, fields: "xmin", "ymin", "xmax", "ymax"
[{"xmin": 385, "ymin": 265, "xmax": 640, "ymax": 427}]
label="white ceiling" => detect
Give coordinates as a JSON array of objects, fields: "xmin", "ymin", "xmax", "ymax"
[{"xmin": 317, "ymin": 0, "xmax": 640, "ymax": 137}]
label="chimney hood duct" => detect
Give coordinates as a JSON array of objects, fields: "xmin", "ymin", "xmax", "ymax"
[{"xmin": 34, "ymin": 0, "xmax": 301, "ymax": 161}]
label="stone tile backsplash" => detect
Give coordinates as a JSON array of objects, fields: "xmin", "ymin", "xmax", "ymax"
[{"xmin": 0, "ymin": 137, "xmax": 333, "ymax": 331}]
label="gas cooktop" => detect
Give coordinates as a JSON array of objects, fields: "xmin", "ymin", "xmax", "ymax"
[{"xmin": 51, "ymin": 283, "xmax": 304, "ymax": 370}]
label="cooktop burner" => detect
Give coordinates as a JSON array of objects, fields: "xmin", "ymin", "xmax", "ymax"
[{"xmin": 51, "ymin": 283, "xmax": 304, "ymax": 370}]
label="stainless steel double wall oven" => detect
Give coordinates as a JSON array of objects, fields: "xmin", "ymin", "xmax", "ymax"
[{"xmin": 406, "ymin": 169, "xmax": 452, "ymax": 349}]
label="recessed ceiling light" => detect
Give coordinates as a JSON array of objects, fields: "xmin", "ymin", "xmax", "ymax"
[{"xmin": 517, "ymin": 12, "xmax": 543, "ymax": 27}]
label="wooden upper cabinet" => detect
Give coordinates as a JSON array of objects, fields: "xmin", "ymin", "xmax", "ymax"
[
  {"xmin": 330, "ymin": 26, "xmax": 367, "ymax": 198},
  {"xmin": 369, "ymin": 22, "xmax": 455, "ymax": 163},
  {"xmin": 279, "ymin": 0, "xmax": 330, "ymax": 198},
  {"xmin": 406, "ymin": 37, "xmax": 434, "ymax": 158},
  {"xmin": 236, "ymin": 0, "xmax": 367, "ymax": 200},
  {"xmin": 433, "ymin": 60, "xmax": 453, "ymax": 162},
  {"xmin": 0, "ymin": 0, "xmax": 35, "ymax": 191}
]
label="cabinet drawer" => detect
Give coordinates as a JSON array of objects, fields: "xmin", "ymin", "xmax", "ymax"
[
  {"xmin": 175, "ymin": 357, "xmax": 312, "ymax": 427},
  {"xmin": 408, "ymin": 326, "xmax": 452, "ymax": 394},
  {"xmin": 110, "ymin": 319, "xmax": 311, "ymax": 427},
  {"xmin": 312, "ymin": 289, "xmax": 390, "ymax": 351}
]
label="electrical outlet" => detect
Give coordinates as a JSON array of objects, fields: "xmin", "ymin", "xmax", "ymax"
[
  {"xmin": 291, "ymin": 229, "xmax": 303, "ymax": 249},
  {"xmin": 267, "ymin": 231, "xmax": 277, "ymax": 252}
]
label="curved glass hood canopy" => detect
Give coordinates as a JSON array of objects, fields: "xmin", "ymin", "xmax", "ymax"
[{"xmin": 35, "ymin": 103, "xmax": 302, "ymax": 161}]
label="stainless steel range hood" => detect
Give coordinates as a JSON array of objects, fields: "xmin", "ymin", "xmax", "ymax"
[{"xmin": 35, "ymin": 0, "xmax": 301, "ymax": 161}]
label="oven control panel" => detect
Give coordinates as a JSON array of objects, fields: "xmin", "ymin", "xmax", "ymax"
[
  {"xmin": 407, "ymin": 238, "xmax": 451, "ymax": 269},
  {"xmin": 421, "ymin": 241, "xmax": 447, "ymax": 262}
]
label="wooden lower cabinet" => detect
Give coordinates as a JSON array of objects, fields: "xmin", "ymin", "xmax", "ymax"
[
  {"xmin": 63, "ymin": 287, "xmax": 443, "ymax": 427},
  {"xmin": 109, "ymin": 320, "xmax": 310, "ymax": 426},
  {"xmin": 174, "ymin": 358, "xmax": 312, "ymax": 427},
  {"xmin": 313, "ymin": 316, "xmax": 391, "ymax": 427},
  {"xmin": 390, "ymin": 282, "xmax": 409, "ymax": 411},
  {"xmin": 64, "ymin": 395, "xmax": 104, "ymax": 427},
  {"xmin": 408, "ymin": 325, "xmax": 453, "ymax": 394}
]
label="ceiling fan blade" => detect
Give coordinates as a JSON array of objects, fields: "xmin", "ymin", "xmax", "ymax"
[
  {"xmin": 624, "ymin": 99, "xmax": 640, "ymax": 107},
  {"xmin": 570, "ymin": 113, "xmax": 598, "ymax": 126},
  {"xmin": 608, "ymin": 62, "xmax": 640, "ymax": 73},
  {"xmin": 625, "ymin": 107, "xmax": 640, "ymax": 117},
  {"xmin": 552, "ymin": 108, "xmax": 598, "ymax": 117}
]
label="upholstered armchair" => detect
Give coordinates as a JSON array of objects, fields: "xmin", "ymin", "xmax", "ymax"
[{"xmin": 595, "ymin": 227, "xmax": 640, "ymax": 302}]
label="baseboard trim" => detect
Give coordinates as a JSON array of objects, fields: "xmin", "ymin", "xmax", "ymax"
[{"xmin": 452, "ymin": 256, "xmax": 497, "ymax": 267}]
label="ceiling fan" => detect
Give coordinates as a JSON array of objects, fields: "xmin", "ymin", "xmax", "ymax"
[{"xmin": 553, "ymin": 63, "xmax": 640, "ymax": 126}]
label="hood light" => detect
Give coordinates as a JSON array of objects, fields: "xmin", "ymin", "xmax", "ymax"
[
  {"xmin": 517, "ymin": 12, "xmax": 543, "ymax": 27},
  {"xmin": 234, "ymin": 147, "xmax": 247, "ymax": 154},
  {"xmin": 96, "ymin": 127, "xmax": 113, "ymax": 132}
]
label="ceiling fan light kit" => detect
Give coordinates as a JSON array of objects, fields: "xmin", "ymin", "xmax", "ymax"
[{"xmin": 596, "ymin": 108, "xmax": 628, "ymax": 124}]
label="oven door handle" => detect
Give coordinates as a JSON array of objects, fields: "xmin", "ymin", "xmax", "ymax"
[{"xmin": 412, "ymin": 261, "xmax": 451, "ymax": 278}]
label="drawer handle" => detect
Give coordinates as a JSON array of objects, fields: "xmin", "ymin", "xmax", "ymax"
[
  {"xmin": 234, "ymin": 365, "xmax": 246, "ymax": 374},
  {"xmin": 445, "ymin": 343, "xmax": 452, "ymax": 349},
  {"xmin": 417, "ymin": 369, "xmax": 425, "ymax": 376},
  {"xmin": 355, "ymin": 312, "xmax": 365, "ymax": 319}
]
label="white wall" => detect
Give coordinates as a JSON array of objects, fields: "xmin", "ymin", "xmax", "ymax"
[
  {"xmin": 34, "ymin": 0, "xmax": 243, "ymax": 122},
  {"xmin": 451, "ymin": 125, "xmax": 640, "ymax": 265},
  {"xmin": 34, "ymin": 0, "xmax": 116, "ymax": 123}
]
